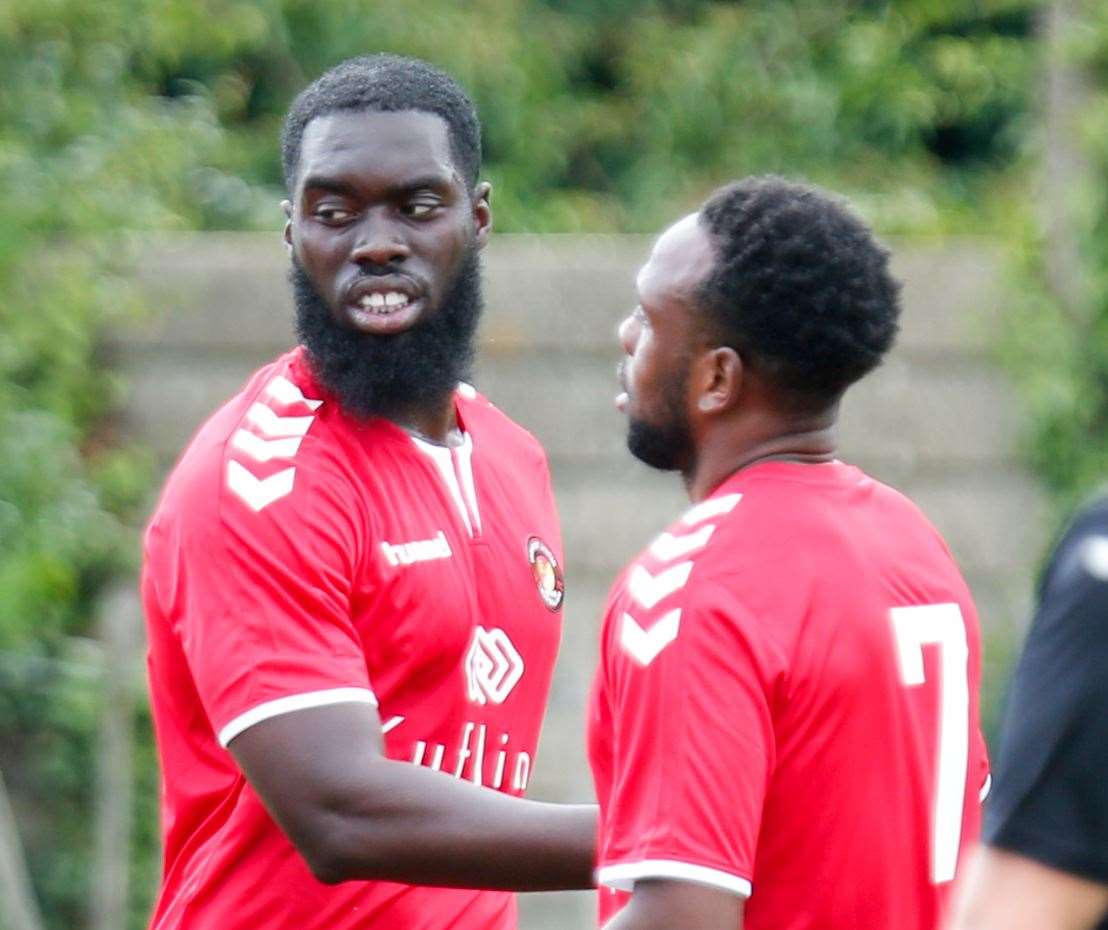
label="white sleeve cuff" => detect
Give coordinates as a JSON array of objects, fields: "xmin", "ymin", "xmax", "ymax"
[
  {"xmin": 596, "ymin": 859, "xmax": 752, "ymax": 898},
  {"xmin": 218, "ymin": 686, "xmax": 378, "ymax": 747}
]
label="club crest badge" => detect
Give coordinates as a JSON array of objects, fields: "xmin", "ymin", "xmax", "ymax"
[{"xmin": 527, "ymin": 536, "xmax": 564, "ymax": 611}]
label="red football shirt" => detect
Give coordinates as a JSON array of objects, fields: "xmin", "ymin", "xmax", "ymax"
[
  {"xmin": 588, "ymin": 460, "xmax": 988, "ymax": 929},
  {"xmin": 142, "ymin": 348, "xmax": 565, "ymax": 930}
]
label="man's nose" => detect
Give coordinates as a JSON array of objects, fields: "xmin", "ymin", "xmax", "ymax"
[{"xmin": 350, "ymin": 212, "xmax": 410, "ymax": 266}]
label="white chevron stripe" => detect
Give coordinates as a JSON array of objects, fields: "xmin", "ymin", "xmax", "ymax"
[
  {"xmin": 628, "ymin": 561, "xmax": 693, "ymax": 609},
  {"xmin": 620, "ymin": 610, "xmax": 681, "ymax": 666},
  {"xmin": 650, "ymin": 524, "xmax": 716, "ymax": 561},
  {"xmin": 226, "ymin": 460, "xmax": 296, "ymax": 511},
  {"xmin": 231, "ymin": 429, "xmax": 304, "ymax": 462},
  {"xmin": 265, "ymin": 375, "xmax": 323, "ymax": 410},
  {"xmin": 245, "ymin": 402, "xmax": 315, "ymax": 438},
  {"xmin": 681, "ymin": 492, "xmax": 742, "ymax": 526}
]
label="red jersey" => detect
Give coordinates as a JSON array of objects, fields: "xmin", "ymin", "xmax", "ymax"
[
  {"xmin": 588, "ymin": 460, "xmax": 988, "ymax": 930},
  {"xmin": 142, "ymin": 348, "xmax": 565, "ymax": 930}
]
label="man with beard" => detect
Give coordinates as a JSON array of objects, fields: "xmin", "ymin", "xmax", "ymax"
[
  {"xmin": 140, "ymin": 55, "xmax": 594, "ymax": 930},
  {"xmin": 587, "ymin": 177, "xmax": 990, "ymax": 930}
]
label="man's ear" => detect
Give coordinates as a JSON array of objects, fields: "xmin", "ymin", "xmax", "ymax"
[
  {"xmin": 282, "ymin": 200, "xmax": 293, "ymax": 254},
  {"xmin": 473, "ymin": 181, "xmax": 492, "ymax": 249},
  {"xmin": 694, "ymin": 346, "xmax": 742, "ymax": 415}
]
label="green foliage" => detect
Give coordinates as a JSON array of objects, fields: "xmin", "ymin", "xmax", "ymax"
[
  {"xmin": 0, "ymin": 654, "xmax": 100, "ymax": 926},
  {"xmin": 64, "ymin": 0, "xmax": 1036, "ymax": 234},
  {"xmin": 999, "ymin": 12, "xmax": 1108, "ymax": 514},
  {"xmin": 0, "ymin": 2, "xmax": 262, "ymax": 927}
]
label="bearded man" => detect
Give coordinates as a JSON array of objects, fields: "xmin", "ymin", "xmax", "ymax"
[{"xmin": 140, "ymin": 55, "xmax": 594, "ymax": 930}]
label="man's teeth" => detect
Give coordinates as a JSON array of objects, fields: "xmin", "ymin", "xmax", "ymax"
[{"xmin": 357, "ymin": 292, "xmax": 411, "ymax": 313}]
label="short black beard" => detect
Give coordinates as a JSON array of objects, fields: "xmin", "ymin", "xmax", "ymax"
[
  {"xmin": 292, "ymin": 248, "xmax": 483, "ymax": 421},
  {"xmin": 626, "ymin": 367, "xmax": 695, "ymax": 474}
]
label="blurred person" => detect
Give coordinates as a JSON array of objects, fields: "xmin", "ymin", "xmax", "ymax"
[
  {"xmin": 588, "ymin": 176, "xmax": 990, "ymax": 930},
  {"xmin": 948, "ymin": 499, "xmax": 1108, "ymax": 930},
  {"xmin": 140, "ymin": 54, "xmax": 594, "ymax": 930}
]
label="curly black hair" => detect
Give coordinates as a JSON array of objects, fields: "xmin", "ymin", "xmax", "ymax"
[
  {"xmin": 281, "ymin": 54, "xmax": 481, "ymax": 194},
  {"xmin": 698, "ymin": 176, "xmax": 901, "ymax": 406}
]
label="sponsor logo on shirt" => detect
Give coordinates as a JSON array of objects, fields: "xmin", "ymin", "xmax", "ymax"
[
  {"xmin": 382, "ymin": 715, "xmax": 532, "ymax": 791},
  {"xmin": 380, "ymin": 531, "xmax": 453, "ymax": 566},
  {"xmin": 465, "ymin": 627, "xmax": 524, "ymax": 705},
  {"xmin": 527, "ymin": 536, "xmax": 564, "ymax": 610}
]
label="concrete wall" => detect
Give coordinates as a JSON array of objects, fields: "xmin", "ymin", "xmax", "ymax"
[{"xmin": 111, "ymin": 233, "xmax": 1046, "ymax": 927}]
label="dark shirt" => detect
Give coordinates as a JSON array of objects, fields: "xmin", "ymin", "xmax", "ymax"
[{"xmin": 985, "ymin": 497, "xmax": 1108, "ymax": 925}]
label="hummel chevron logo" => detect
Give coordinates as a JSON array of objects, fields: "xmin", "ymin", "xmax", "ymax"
[
  {"xmin": 650, "ymin": 524, "xmax": 716, "ymax": 561},
  {"xmin": 231, "ymin": 429, "xmax": 304, "ymax": 462},
  {"xmin": 265, "ymin": 375, "xmax": 323, "ymax": 410},
  {"xmin": 226, "ymin": 460, "xmax": 296, "ymax": 512},
  {"xmin": 681, "ymin": 493, "xmax": 742, "ymax": 526},
  {"xmin": 381, "ymin": 715, "xmax": 405, "ymax": 735},
  {"xmin": 628, "ymin": 561, "xmax": 694, "ymax": 609},
  {"xmin": 620, "ymin": 609, "xmax": 681, "ymax": 666},
  {"xmin": 245, "ymin": 402, "xmax": 315, "ymax": 438}
]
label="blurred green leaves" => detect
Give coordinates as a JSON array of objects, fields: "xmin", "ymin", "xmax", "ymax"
[
  {"xmin": 0, "ymin": 4, "xmax": 258, "ymax": 927},
  {"xmin": 997, "ymin": 6, "xmax": 1108, "ymax": 512}
]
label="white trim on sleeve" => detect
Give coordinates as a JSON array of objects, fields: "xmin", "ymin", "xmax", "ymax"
[
  {"xmin": 596, "ymin": 859, "xmax": 752, "ymax": 898},
  {"xmin": 217, "ymin": 687, "xmax": 378, "ymax": 747},
  {"xmin": 979, "ymin": 772, "xmax": 992, "ymax": 802}
]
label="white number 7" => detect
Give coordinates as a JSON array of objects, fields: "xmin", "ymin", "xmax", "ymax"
[{"xmin": 890, "ymin": 603, "xmax": 969, "ymax": 885}]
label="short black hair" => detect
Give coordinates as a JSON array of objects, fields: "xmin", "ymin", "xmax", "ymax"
[
  {"xmin": 697, "ymin": 176, "xmax": 900, "ymax": 406},
  {"xmin": 281, "ymin": 54, "xmax": 481, "ymax": 193}
]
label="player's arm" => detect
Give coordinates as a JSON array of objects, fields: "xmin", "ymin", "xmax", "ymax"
[
  {"xmin": 594, "ymin": 580, "xmax": 770, "ymax": 927},
  {"xmin": 948, "ymin": 846, "xmax": 1108, "ymax": 930},
  {"xmin": 950, "ymin": 514, "xmax": 1108, "ymax": 930},
  {"xmin": 601, "ymin": 880, "xmax": 743, "ymax": 930},
  {"xmin": 170, "ymin": 450, "xmax": 595, "ymax": 892},
  {"xmin": 229, "ymin": 702, "xmax": 596, "ymax": 889}
]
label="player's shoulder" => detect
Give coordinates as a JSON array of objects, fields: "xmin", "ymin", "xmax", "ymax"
[
  {"xmin": 147, "ymin": 349, "xmax": 357, "ymax": 537},
  {"xmin": 456, "ymin": 382, "xmax": 550, "ymax": 471},
  {"xmin": 1034, "ymin": 495, "xmax": 1108, "ymax": 628},
  {"xmin": 670, "ymin": 460, "xmax": 951, "ymax": 581},
  {"xmin": 1049, "ymin": 495, "xmax": 1108, "ymax": 574},
  {"xmin": 615, "ymin": 486, "xmax": 787, "ymax": 668},
  {"xmin": 633, "ymin": 487, "xmax": 752, "ymax": 607}
]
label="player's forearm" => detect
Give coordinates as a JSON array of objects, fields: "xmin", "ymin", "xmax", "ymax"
[
  {"xmin": 948, "ymin": 846, "xmax": 1108, "ymax": 930},
  {"xmin": 302, "ymin": 758, "xmax": 596, "ymax": 890},
  {"xmin": 602, "ymin": 880, "xmax": 744, "ymax": 930}
]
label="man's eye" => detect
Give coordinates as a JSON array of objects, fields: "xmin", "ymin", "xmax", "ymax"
[
  {"xmin": 315, "ymin": 207, "xmax": 355, "ymax": 224},
  {"xmin": 404, "ymin": 201, "xmax": 440, "ymax": 218}
]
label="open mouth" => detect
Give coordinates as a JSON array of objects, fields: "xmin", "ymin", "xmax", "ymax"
[
  {"xmin": 354, "ymin": 290, "xmax": 412, "ymax": 315},
  {"xmin": 345, "ymin": 278, "xmax": 425, "ymax": 333}
]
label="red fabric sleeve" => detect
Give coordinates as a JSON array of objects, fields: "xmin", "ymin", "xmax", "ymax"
[
  {"xmin": 151, "ymin": 455, "xmax": 375, "ymax": 746},
  {"xmin": 596, "ymin": 578, "xmax": 785, "ymax": 896}
]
